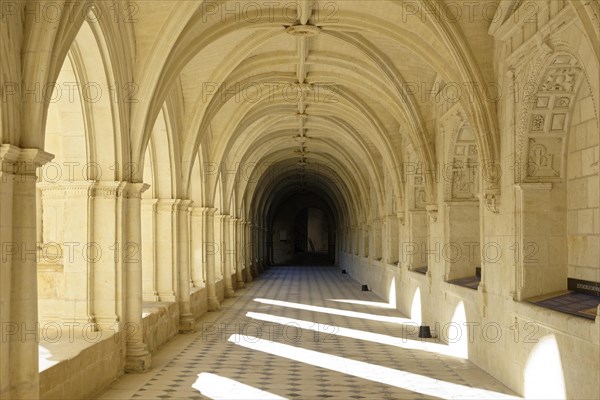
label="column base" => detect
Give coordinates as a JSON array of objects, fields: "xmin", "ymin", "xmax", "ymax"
[
  {"xmin": 236, "ymin": 280, "xmax": 246, "ymax": 289},
  {"xmin": 179, "ymin": 313, "xmax": 196, "ymax": 333},
  {"xmin": 125, "ymin": 345, "xmax": 151, "ymax": 373},
  {"xmin": 208, "ymin": 296, "xmax": 220, "ymax": 311},
  {"xmin": 225, "ymin": 287, "xmax": 236, "ymax": 298},
  {"xmin": 2, "ymin": 383, "xmax": 39, "ymax": 400}
]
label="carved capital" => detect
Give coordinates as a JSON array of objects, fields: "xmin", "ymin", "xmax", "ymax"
[
  {"xmin": 396, "ymin": 212, "xmax": 406, "ymax": 226},
  {"xmin": 177, "ymin": 199, "xmax": 194, "ymax": 211},
  {"xmin": 0, "ymin": 144, "xmax": 54, "ymax": 175},
  {"xmin": 426, "ymin": 205, "xmax": 438, "ymax": 222},
  {"xmin": 122, "ymin": 182, "xmax": 150, "ymax": 199},
  {"xmin": 483, "ymin": 188, "xmax": 501, "ymax": 214}
]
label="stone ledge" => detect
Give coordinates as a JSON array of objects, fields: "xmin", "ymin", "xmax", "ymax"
[
  {"xmin": 39, "ymin": 334, "xmax": 123, "ymax": 400},
  {"xmin": 142, "ymin": 301, "xmax": 179, "ymax": 354},
  {"xmin": 514, "ymin": 300, "xmax": 598, "ymax": 342}
]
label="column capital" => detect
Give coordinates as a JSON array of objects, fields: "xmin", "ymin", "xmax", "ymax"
[
  {"xmin": 155, "ymin": 198, "xmax": 180, "ymax": 211},
  {"xmin": 90, "ymin": 181, "xmax": 126, "ymax": 199},
  {"xmin": 37, "ymin": 180, "xmax": 97, "ymax": 198},
  {"xmin": 396, "ymin": 211, "xmax": 406, "ymax": 225},
  {"xmin": 0, "ymin": 144, "xmax": 54, "ymax": 175},
  {"xmin": 177, "ymin": 199, "xmax": 194, "ymax": 211},
  {"xmin": 122, "ymin": 182, "xmax": 150, "ymax": 199},
  {"xmin": 142, "ymin": 198, "xmax": 160, "ymax": 209},
  {"xmin": 216, "ymin": 213, "xmax": 231, "ymax": 222},
  {"xmin": 201, "ymin": 207, "xmax": 217, "ymax": 216},
  {"xmin": 190, "ymin": 205, "xmax": 207, "ymax": 217},
  {"xmin": 426, "ymin": 205, "xmax": 438, "ymax": 222}
]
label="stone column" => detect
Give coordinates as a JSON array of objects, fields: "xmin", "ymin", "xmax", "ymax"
[
  {"xmin": 203, "ymin": 208, "xmax": 220, "ymax": 310},
  {"xmin": 264, "ymin": 227, "xmax": 269, "ymax": 267},
  {"xmin": 256, "ymin": 225, "xmax": 263, "ymax": 272},
  {"xmin": 361, "ymin": 224, "xmax": 370, "ymax": 258},
  {"xmin": 123, "ymin": 183, "xmax": 151, "ymax": 372},
  {"xmin": 154, "ymin": 199, "xmax": 180, "ymax": 302},
  {"xmin": 231, "ymin": 218, "xmax": 245, "ymax": 289},
  {"xmin": 189, "ymin": 206, "xmax": 205, "ymax": 288},
  {"xmin": 217, "ymin": 214, "xmax": 235, "ymax": 298},
  {"xmin": 251, "ymin": 224, "xmax": 259, "ymax": 274},
  {"xmin": 141, "ymin": 199, "xmax": 159, "ymax": 301},
  {"xmin": 405, "ymin": 210, "xmax": 427, "ymax": 269},
  {"xmin": 372, "ymin": 219, "xmax": 383, "ymax": 261},
  {"xmin": 177, "ymin": 200, "xmax": 194, "ymax": 332},
  {"xmin": 513, "ymin": 183, "xmax": 566, "ymax": 300},
  {"xmin": 242, "ymin": 221, "xmax": 253, "ymax": 282},
  {"xmin": 386, "ymin": 215, "xmax": 400, "ymax": 265},
  {"xmin": 255, "ymin": 225, "xmax": 260, "ymax": 270},
  {"xmin": 37, "ymin": 181, "xmax": 97, "ymax": 326},
  {"xmin": 0, "ymin": 145, "xmax": 53, "ymax": 399},
  {"xmin": 351, "ymin": 225, "xmax": 359, "ymax": 256}
]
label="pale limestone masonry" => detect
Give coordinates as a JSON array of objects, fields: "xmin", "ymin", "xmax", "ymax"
[{"xmin": 0, "ymin": 1, "xmax": 598, "ymax": 399}]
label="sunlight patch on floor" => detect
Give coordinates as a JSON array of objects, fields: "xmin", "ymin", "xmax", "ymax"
[
  {"xmin": 327, "ymin": 299, "xmax": 396, "ymax": 309},
  {"xmin": 192, "ymin": 372, "xmax": 287, "ymax": 400},
  {"xmin": 229, "ymin": 334, "xmax": 519, "ymax": 400},
  {"xmin": 246, "ymin": 312, "xmax": 467, "ymax": 359},
  {"xmin": 254, "ymin": 298, "xmax": 411, "ymax": 324}
]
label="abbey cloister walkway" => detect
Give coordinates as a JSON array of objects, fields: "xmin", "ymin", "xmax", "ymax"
[{"xmin": 96, "ymin": 266, "xmax": 518, "ymax": 400}]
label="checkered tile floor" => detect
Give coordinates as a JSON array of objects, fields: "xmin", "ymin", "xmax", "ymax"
[{"xmin": 96, "ymin": 266, "xmax": 518, "ymax": 399}]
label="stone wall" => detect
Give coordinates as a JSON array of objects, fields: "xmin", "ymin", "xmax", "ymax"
[
  {"xmin": 36, "ymin": 263, "xmax": 64, "ymax": 324},
  {"xmin": 567, "ymin": 89, "xmax": 600, "ymax": 281},
  {"xmin": 39, "ymin": 336, "xmax": 124, "ymax": 400},
  {"xmin": 191, "ymin": 287, "xmax": 208, "ymax": 320},
  {"xmin": 340, "ymin": 252, "xmax": 599, "ymax": 399},
  {"xmin": 142, "ymin": 302, "xmax": 179, "ymax": 354}
]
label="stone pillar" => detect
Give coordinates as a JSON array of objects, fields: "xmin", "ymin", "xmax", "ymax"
[
  {"xmin": 513, "ymin": 183, "xmax": 566, "ymax": 300},
  {"xmin": 217, "ymin": 214, "xmax": 235, "ymax": 298},
  {"xmin": 0, "ymin": 145, "xmax": 53, "ymax": 399},
  {"xmin": 256, "ymin": 225, "xmax": 264, "ymax": 271},
  {"xmin": 372, "ymin": 219, "xmax": 383, "ymax": 261},
  {"xmin": 153, "ymin": 199, "xmax": 180, "ymax": 302},
  {"xmin": 361, "ymin": 224, "xmax": 370, "ymax": 258},
  {"xmin": 141, "ymin": 199, "xmax": 159, "ymax": 301},
  {"xmin": 242, "ymin": 221, "xmax": 253, "ymax": 282},
  {"xmin": 255, "ymin": 225, "xmax": 260, "ymax": 270},
  {"xmin": 443, "ymin": 201, "xmax": 480, "ymax": 281},
  {"xmin": 251, "ymin": 224, "xmax": 259, "ymax": 274},
  {"xmin": 123, "ymin": 183, "xmax": 151, "ymax": 373},
  {"xmin": 37, "ymin": 181, "xmax": 97, "ymax": 326},
  {"xmin": 177, "ymin": 200, "xmax": 194, "ymax": 333},
  {"xmin": 232, "ymin": 218, "xmax": 245, "ymax": 289},
  {"xmin": 405, "ymin": 210, "xmax": 427, "ymax": 269},
  {"xmin": 202, "ymin": 208, "xmax": 220, "ymax": 311},
  {"xmin": 386, "ymin": 215, "xmax": 400, "ymax": 265},
  {"xmin": 189, "ymin": 206, "xmax": 205, "ymax": 288},
  {"xmin": 352, "ymin": 225, "xmax": 359, "ymax": 255},
  {"xmin": 262, "ymin": 226, "xmax": 268, "ymax": 268}
]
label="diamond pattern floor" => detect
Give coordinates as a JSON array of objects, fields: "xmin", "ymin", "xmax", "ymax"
[{"xmin": 96, "ymin": 266, "xmax": 519, "ymax": 399}]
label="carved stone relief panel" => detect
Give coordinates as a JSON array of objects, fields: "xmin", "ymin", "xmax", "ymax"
[
  {"xmin": 442, "ymin": 110, "xmax": 480, "ymax": 202},
  {"xmin": 527, "ymin": 138, "xmax": 563, "ymax": 178},
  {"xmin": 524, "ymin": 54, "xmax": 582, "ymax": 182}
]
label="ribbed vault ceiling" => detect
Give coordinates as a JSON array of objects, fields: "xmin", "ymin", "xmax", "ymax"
[{"xmin": 129, "ymin": 0, "xmax": 500, "ymax": 227}]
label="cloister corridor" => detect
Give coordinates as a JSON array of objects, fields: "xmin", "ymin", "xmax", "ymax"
[
  {"xmin": 96, "ymin": 266, "xmax": 517, "ymax": 400},
  {"xmin": 2, "ymin": 1, "xmax": 599, "ymax": 399}
]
